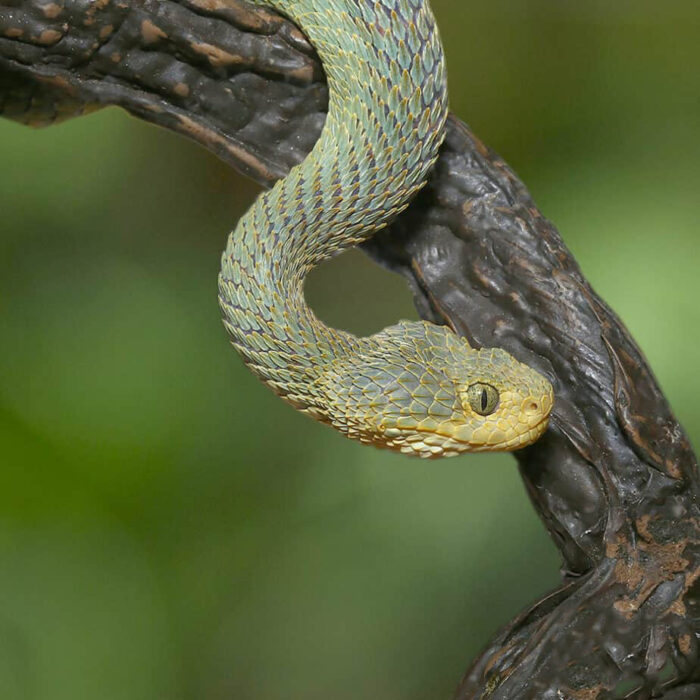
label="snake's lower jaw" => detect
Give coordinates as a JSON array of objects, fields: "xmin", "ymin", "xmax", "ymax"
[
  {"xmin": 493, "ymin": 413, "xmax": 552, "ymax": 452},
  {"xmin": 374, "ymin": 415, "xmax": 552, "ymax": 459}
]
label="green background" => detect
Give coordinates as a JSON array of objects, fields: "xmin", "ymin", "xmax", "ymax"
[{"xmin": 1, "ymin": 1, "xmax": 698, "ymax": 698}]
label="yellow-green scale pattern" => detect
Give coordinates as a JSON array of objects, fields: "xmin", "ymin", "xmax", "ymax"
[{"xmin": 218, "ymin": 0, "xmax": 554, "ymax": 458}]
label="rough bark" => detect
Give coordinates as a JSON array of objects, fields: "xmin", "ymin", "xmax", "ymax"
[{"xmin": 1, "ymin": 1, "xmax": 698, "ymax": 697}]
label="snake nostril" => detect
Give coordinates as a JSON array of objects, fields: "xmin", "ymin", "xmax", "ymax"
[{"xmin": 527, "ymin": 401, "xmax": 539, "ymax": 413}]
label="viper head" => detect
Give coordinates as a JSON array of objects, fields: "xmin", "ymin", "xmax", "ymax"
[{"xmin": 319, "ymin": 321, "xmax": 553, "ymax": 458}]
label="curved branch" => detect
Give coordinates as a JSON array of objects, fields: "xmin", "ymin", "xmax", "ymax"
[{"xmin": 2, "ymin": 1, "xmax": 698, "ymax": 696}]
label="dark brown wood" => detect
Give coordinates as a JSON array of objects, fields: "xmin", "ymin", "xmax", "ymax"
[{"xmin": 2, "ymin": 1, "xmax": 698, "ymax": 697}]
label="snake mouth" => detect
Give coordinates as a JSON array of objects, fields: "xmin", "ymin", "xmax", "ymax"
[
  {"xmin": 398, "ymin": 412, "xmax": 552, "ymax": 455},
  {"xmin": 503, "ymin": 415, "xmax": 551, "ymax": 451},
  {"xmin": 382, "ymin": 415, "xmax": 549, "ymax": 459}
]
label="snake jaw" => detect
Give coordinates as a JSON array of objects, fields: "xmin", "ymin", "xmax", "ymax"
[
  {"xmin": 379, "ymin": 410, "xmax": 552, "ymax": 458},
  {"xmin": 374, "ymin": 402, "xmax": 552, "ymax": 459}
]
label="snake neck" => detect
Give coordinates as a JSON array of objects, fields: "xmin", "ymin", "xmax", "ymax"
[{"xmin": 218, "ymin": 0, "xmax": 448, "ymax": 419}]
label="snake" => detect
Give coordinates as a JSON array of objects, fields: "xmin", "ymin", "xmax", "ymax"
[{"xmin": 218, "ymin": 0, "xmax": 553, "ymax": 458}]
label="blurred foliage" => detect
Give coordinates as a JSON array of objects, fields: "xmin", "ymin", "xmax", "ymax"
[{"xmin": 0, "ymin": 1, "xmax": 698, "ymax": 698}]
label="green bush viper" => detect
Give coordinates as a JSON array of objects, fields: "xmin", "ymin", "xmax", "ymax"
[{"xmin": 218, "ymin": 0, "xmax": 553, "ymax": 457}]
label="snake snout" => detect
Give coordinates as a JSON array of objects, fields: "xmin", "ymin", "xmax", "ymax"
[
  {"xmin": 511, "ymin": 382, "xmax": 554, "ymax": 449},
  {"xmin": 521, "ymin": 390, "xmax": 553, "ymax": 421}
]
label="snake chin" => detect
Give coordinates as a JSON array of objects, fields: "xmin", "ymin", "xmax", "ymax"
[{"xmin": 317, "ymin": 320, "xmax": 554, "ymax": 457}]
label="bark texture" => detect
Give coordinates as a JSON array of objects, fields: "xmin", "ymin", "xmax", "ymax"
[{"xmin": 1, "ymin": 1, "xmax": 698, "ymax": 697}]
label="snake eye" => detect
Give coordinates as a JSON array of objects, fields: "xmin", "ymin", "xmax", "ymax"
[{"xmin": 466, "ymin": 383, "xmax": 499, "ymax": 416}]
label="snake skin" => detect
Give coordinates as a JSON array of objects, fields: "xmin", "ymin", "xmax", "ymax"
[{"xmin": 218, "ymin": 0, "xmax": 553, "ymax": 457}]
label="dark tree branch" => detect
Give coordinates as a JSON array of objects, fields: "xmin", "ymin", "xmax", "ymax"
[{"xmin": 2, "ymin": 1, "xmax": 698, "ymax": 697}]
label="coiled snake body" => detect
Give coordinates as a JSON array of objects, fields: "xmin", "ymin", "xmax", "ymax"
[{"xmin": 218, "ymin": 0, "xmax": 553, "ymax": 457}]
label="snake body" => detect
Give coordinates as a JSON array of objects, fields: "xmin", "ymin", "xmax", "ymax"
[{"xmin": 218, "ymin": 0, "xmax": 553, "ymax": 457}]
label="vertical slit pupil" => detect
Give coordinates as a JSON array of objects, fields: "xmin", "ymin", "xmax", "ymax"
[{"xmin": 481, "ymin": 389, "xmax": 488, "ymax": 412}]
